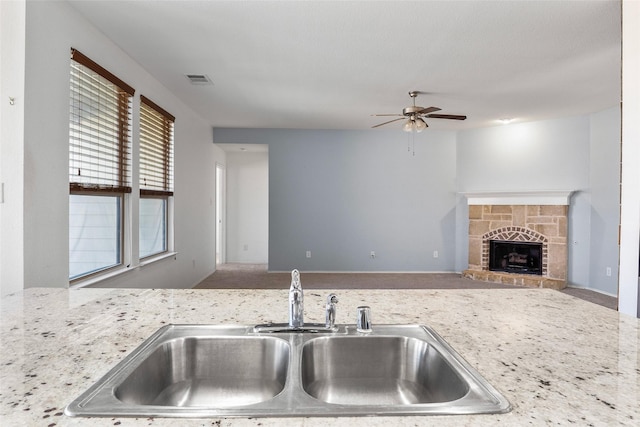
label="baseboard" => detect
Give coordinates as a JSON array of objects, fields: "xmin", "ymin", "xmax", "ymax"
[
  {"xmin": 565, "ymin": 284, "xmax": 618, "ymax": 298},
  {"xmin": 267, "ymin": 270, "xmax": 458, "ymax": 274}
]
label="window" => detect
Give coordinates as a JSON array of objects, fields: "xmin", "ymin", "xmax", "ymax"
[
  {"xmin": 139, "ymin": 95, "xmax": 174, "ymax": 259},
  {"xmin": 69, "ymin": 48, "xmax": 134, "ymax": 280},
  {"xmin": 69, "ymin": 194, "xmax": 122, "ymax": 279}
]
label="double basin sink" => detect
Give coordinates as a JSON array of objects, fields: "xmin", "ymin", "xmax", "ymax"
[{"xmin": 65, "ymin": 324, "xmax": 510, "ymax": 418}]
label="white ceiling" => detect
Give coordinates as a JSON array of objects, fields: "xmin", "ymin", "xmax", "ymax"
[{"xmin": 67, "ymin": 0, "xmax": 621, "ymax": 131}]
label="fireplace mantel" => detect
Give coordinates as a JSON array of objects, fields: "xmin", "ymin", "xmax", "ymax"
[{"xmin": 461, "ymin": 191, "xmax": 574, "ymax": 206}]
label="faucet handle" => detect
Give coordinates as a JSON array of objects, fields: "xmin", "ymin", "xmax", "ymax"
[
  {"xmin": 356, "ymin": 306, "xmax": 372, "ymax": 333},
  {"xmin": 325, "ymin": 293, "xmax": 338, "ymax": 330}
]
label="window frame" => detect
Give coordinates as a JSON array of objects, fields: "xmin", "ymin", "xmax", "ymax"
[
  {"xmin": 69, "ymin": 48, "xmax": 134, "ymax": 283},
  {"xmin": 139, "ymin": 194, "xmax": 169, "ymax": 259},
  {"xmin": 69, "ymin": 191, "xmax": 125, "ymax": 281},
  {"xmin": 139, "ymin": 95, "xmax": 175, "ymax": 260}
]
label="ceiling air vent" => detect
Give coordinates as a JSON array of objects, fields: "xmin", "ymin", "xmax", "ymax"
[{"xmin": 185, "ymin": 74, "xmax": 213, "ymax": 85}]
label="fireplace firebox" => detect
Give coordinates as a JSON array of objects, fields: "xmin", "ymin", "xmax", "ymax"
[{"xmin": 489, "ymin": 240, "xmax": 542, "ymax": 275}]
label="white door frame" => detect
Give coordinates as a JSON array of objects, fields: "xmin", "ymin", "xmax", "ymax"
[{"xmin": 215, "ymin": 163, "xmax": 226, "ymax": 266}]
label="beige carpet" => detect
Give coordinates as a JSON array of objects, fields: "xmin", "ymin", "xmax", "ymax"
[{"xmin": 195, "ymin": 263, "xmax": 618, "ymax": 310}]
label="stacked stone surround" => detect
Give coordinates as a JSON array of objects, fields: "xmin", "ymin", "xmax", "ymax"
[{"xmin": 462, "ymin": 205, "xmax": 568, "ymax": 289}]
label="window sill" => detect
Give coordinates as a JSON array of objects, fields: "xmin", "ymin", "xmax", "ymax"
[
  {"xmin": 140, "ymin": 251, "xmax": 178, "ymax": 267},
  {"xmin": 70, "ymin": 252, "xmax": 178, "ymax": 289},
  {"xmin": 70, "ymin": 266, "xmax": 132, "ymax": 289}
]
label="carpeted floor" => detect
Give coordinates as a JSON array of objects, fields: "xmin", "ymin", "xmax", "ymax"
[{"xmin": 195, "ymin": 263, "xmax": 618, "ymax": 310}]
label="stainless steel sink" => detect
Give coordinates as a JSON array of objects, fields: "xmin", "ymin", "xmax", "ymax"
[
  {"xmin": 301, "ymin": 336, "xmax": 469, "ymax": 405},
  {"xmin": 115, "ymin": 336, "xmax": 289, "ymax": 407},
  {"xmin": 65, "ymin": 324, "xmax": 510, "ymax": 418}
]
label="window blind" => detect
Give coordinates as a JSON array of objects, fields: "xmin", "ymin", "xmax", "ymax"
[
  {"xmin": 140, "ymin": 95, "xmax": 174, "ymax": 196},
  {"xmin": 69, "ymin": 48, "xmax": 133, "ymax": 193}
]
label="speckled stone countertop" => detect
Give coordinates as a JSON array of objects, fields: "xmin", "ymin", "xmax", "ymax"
[{"xmin": 1, "ymin": 287, "xmax": 638, "ymax": 426}]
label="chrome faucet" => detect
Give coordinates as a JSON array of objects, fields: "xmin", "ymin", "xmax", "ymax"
[
  {"xmin": 325, "ymin": 293, "xmax": 338, "ymax": 330},
  {"xmin": 288, "ymin": 269, "xmax": 304, "ymax": 328},
  {"xmin": 255, "ymin": 270, "xmax": 339, "ymax": 333}
]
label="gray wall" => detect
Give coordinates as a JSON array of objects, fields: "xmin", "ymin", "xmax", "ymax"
[
  {"xmin": 214, "ymin": 128, "xmax": 458, "ymax": 272},
  {"xmin": 589, "ymin": 107, "xmax": 622, "ymax": 295}
]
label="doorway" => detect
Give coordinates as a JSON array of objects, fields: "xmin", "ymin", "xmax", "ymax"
[
  {"xmin": 216, "ymin": 143, "xmax": 269, "ymax": 269},
  {"xmin": 216, "ymin": 144, "xmax": 268, "ymax": 266}
]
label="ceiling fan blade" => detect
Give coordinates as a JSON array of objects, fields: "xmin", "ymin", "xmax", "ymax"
[
  {"xmin": 426, "ymin": 113, "xmax": 467, "ymax": 120},
  {"xmin": 416, "ymin": 106, "xmax": 441, "ymax": 115},
  {"xmin": 372, "ymin": 117, "xmax": 406, "ymax": 128},
  {"xmin": 371, "ymin": 114, "xmax": 403, "ymax": 117}
]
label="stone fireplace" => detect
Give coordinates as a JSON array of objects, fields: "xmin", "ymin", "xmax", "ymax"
[{"xmin": 461, "ymin": 192, "xmax": 572, "ymax": 289}]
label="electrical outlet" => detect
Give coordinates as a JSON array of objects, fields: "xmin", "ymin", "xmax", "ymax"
[
  {"xmin": 606, "ymin": 267, "xmax": 612, "ymax": 277},
  {"xmin": 433, "ymin": 250, "xmax": 439, "ymax": 258},
  {"xmin": 306, "ymin": 251, "xmax": 311, "ymax": 258},
  {"xmin": 370, "ymin": 251, "xmax": 376, "ymax": 258}
]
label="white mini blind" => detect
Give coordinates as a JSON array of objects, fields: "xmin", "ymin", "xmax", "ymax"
[
  {"xmin": 140, "ymin": 95, "xmax": 174, "ymax": 196},
  {"xmin": 69, "ymin": 48, "xmax": 133, "ymax": 193}
]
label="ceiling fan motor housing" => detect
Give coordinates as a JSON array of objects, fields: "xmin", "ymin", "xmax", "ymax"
[{"xmin": 403, "ymin": 106, "xmax": 424, "ymax": 117}]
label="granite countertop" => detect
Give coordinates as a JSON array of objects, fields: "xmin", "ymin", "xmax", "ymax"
[{"xmin": 0, "ymin": 287, "xmax": 638, "ymax": 426}]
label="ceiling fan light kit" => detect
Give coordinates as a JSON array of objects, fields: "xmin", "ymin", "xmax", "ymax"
[
  {"xmin": 403, "ymin": 117, "xmax": 427, "ymax": 133},
  {"xmin": 373, "ymin": 91, "xmax": 467, "ymax": 132},
  {"xmin": 402, "ymin": 119, "xmax": 415, "ymax": 133}
]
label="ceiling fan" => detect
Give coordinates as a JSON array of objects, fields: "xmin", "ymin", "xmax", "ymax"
[{"xmin": 372, "ymin": 91, "xmax": 467, "ymax": 132}]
